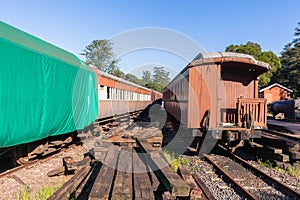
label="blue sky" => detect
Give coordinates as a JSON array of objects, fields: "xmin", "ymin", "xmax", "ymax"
[{"xmin": 1, "ymin": 0, "xmax": 299, "ymax": 78}]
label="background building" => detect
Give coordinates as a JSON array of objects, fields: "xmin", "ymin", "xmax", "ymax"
[{"xmin": 259, "ymin": 83, "xmax": 293, "ymax": 104}]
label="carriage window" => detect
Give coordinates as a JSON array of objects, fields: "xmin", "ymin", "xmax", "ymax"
[
  {"xmin": 181, "ymin": 82, "xmax": 183, "ymax": 97},
  {"xmin": 107, "ymin": 87, "xmax": 110, "ymax": 99},
  {"xmin": 113, "ymin": 88, "xmax": 117, "ymax": 100}
]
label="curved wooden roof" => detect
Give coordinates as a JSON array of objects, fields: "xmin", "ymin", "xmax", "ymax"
[
  {"xmin": 190, "ymin": 52, "xmax": 271, "ymax": 71},
  {"xmin": 164, "ymin": 52, "xmax": 271, "ymax": 90}
]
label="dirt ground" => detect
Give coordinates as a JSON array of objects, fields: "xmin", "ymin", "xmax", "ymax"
[{"xmin": 0, "ymin": 145, "xmax": 87, "ymax": 200}]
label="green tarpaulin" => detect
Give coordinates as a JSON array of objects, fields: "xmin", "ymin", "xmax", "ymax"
[{"xmin": 0, "ymin": 21, "xmax": 98, "ymax": 147}]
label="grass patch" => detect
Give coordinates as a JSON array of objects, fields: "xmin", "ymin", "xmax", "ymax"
[
  {"xmin": 17, "ymin": 187, "xmax": 30, "ymax": 200},
  {"xmin": 275, "ymin": 166, "xmax": 300, "ymax": 179},
  {"xmin": 162, "ymin": 149, "xmax": 189, "ymax": 172},
  {"xmin": 257, "ymin": 158, "xmax": 275, "ymax": 168},
  {"xmin": 257, "ymin": 158, "xmax": 300, "ymax": 181},
  {"xmin": 17, "ymin": 183, "xmax": 62, "ymax": 200}
]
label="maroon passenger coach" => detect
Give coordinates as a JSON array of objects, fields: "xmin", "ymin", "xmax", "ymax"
[{"xmin": 163, "ymin": 52, "xmax": 270, "ymax": 149}]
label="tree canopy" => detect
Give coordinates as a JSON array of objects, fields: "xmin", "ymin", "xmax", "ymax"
[
  {"xmin": 80, "ymin": 40, "xmax": 171, "ymax": 91},
  {"xmin": 276, "ymin": 23, "xmax": 300, "ymax": 96},
  {"xmin": 81, "ymin": 39, "xmax": 122, "ymax": 77},
  {"xmin": 125, "ymin": 73, "xmax": 144, "ymax": 85},
  {"xmin": 142, "ymin": 70, "xmax": 152, "ymax": 85},
  {"xmin": 225, "ymin": 41, "xmax": 281, "ymax": 86},
  {"xmin": 141, "ymin": 66, "xmax": 171, "ymax": 92},
  {"xmin": 152, "ymin": 66, "xmax": 170, "ymax": 87}
]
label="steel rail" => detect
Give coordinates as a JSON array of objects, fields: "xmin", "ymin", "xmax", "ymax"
[
  {"xmin": 204, "ymin": 155, "xmax": 258, "ymax": 200},
  {"xmin": 229, "ymin": 152, "xmax": 300, "ymax": 199}
]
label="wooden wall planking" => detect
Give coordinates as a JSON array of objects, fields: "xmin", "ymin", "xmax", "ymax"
[{"xmin": 98, "ymin": 100, "xmax": 151, "ymax": 119}]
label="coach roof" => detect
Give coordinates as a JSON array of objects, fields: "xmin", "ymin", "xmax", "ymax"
[
  {"xmin": 190, "ymin": 52, "xmax": 271, "ymax": 70},
  {"xmin": 164, "ymin": 52, "xmax": 271, "ymax": 90},
  {"xmin": 90, "ymin": 65, "xmax": 151, "ymax": 92},
  {"xmin": 0, "ymin": 20, "xmax": 87, "ymax": 69}
]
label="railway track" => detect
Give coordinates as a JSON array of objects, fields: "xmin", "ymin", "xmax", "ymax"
[
  {"xmin": 0, "ymin": 110, "xmax": 143, "ymax": 174},
  {"xmin": 0, "ymin": 143, "xmax": 77, "ymax": 179},
  {"xmin": 204, "ymin": 146, "xmax": 300, "ymax": 200},
  {"xmin": 0, "ymin": 109, "xmax": 153, "ymax": 199}
]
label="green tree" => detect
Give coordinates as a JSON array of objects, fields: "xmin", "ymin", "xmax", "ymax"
[
  {"xmin": 81, "ymin": 39, "xmax": 122, "ymax": 76},
  {"xmin": 152, "ymin": 66, "xmax": 170, "ymax": 87},
  {"xmin": 142, "ymin": 70, "xmax": 152, "ymax": 85},
  {"xmin": 125, "ymin": 73, "xmax": 144, "ymax": 85},
  {"xmin": 112, "ymin": 69, "xmax": 125, "ymax": 79},
  {"xmin": 277, "ymin": 23, "xmax": 300, "ymax": 96},
  {"xmin": 226, "ymin": 42, "xmax": 262, "ymax": 58},
  {"xmin": 259, "ymin": 51, "xmax": 281, "ymax": 85},
  {"xmin": 293, "ymin": 22, "xmax": 300, "ymax": 43},
  {"xmin": 145, "ymin": 82, "xmax": 164, "ymax": 92},
  {"xmin": 139, "ymin": 67, "xmax": 170, "ymax": 92},
  {"xmin": 225, "ymin": 41, "xmax": 281, "ymax": 86}
]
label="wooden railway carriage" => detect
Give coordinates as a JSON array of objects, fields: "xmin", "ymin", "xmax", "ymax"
[
  {"xmin": 90, "ymin": 66, "xmax": 156, "ymax": 119},
  {"xmin": 151, "ymin": 89, "xmax": 163, "ymax": 102},
  {"xmin": 163, "ymin": 52, "xmax": 270, "ymax": 148}
]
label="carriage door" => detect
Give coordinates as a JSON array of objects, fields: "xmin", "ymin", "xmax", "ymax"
[
  {"xmin": 203, "ymin": 64, "xmax": 224, "ymax": 131},
  {"xmin": 216, "ymin": 64, "xmax": 226, "ymax": 129}
]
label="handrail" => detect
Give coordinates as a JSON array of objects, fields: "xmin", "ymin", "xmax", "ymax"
[{"xmin": 237, "ymin": 98, "xmax": 267, "ymax": 128}]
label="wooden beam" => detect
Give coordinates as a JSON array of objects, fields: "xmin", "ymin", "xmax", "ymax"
[
  {"xmin": 48, "ymin": 156, "xmax": 92, "ymax": 200},
  {"xmin": 178, "ymin": 166, "xmax": 203, "ymax": 200},
  {"xmin": 137, "ymin": 138, "xmax": 190, "ymax": 197},
  {"xmin": 132, "ymin": 150, "xmax": 155, "ymax": 199},
  {"xmin": 89, "ymin": 146, "xmax": 119, "ymax": 200},
  {"xmin": 111, "ymin": 147, "xmax": 133, "ymax": 200}
]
